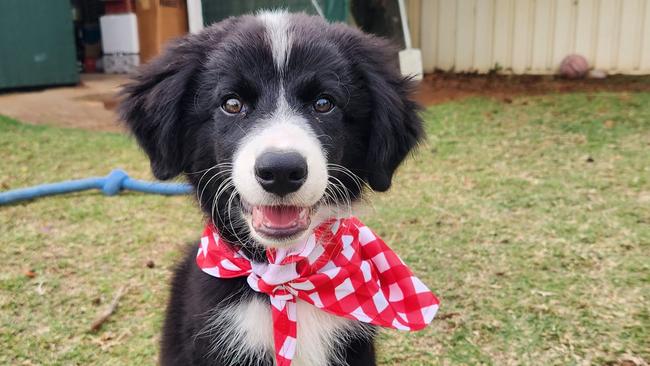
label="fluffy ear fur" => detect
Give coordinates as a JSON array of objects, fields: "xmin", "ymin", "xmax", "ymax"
[
  {"xmin": 119, "ymin": 33, "xmax": 206, "ymax": 180},
  {"xmin": 346, "ymin": 31, "xmax": 424, "ymax": 192}
]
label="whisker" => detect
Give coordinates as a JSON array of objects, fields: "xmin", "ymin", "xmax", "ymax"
[
  {"xmin": 211, "ymin": 180, "xmax": 234, "ymax": 227},
  {"xmin": 199, "ymin": 169, "xmax": 232, "ymax": 206},
  {"xmin": 185, "ymin": 162, "xmax": 233, "ymax": 175}
]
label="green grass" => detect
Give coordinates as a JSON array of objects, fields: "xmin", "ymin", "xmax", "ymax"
[{"xmin": 1, "ymin": 92, "xmax": 649, "ymax": 365}]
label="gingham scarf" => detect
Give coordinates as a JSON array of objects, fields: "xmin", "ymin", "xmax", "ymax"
[{"xmin": 196, "ymin": 217, "xmax": 439, "ymax": 366}]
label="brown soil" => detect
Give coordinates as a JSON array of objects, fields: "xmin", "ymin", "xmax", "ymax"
[
  {"xmin": 0, "ymin": 73, "xmax": 127, "ymax": 132},
  {"xmin": 1, "ymin": 72, "xmax": 649, "ymax": 132},
  {"xmin": 413, "ymin": 73, "xmax": 650, "ymax": 106}
]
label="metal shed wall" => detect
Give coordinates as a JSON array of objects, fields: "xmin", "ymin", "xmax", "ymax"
[
  {"xmin": 0, "ymin": 0, "xmax": 78, "ymax": 89},
  {"xmin": 418, "ymin": 0, "xmax": 650, "ymax": 74}
]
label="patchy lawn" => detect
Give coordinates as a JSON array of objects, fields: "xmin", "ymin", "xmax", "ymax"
[{"xmin": 1, "ymin": 92, "xmax": 648, "ymax": 365}]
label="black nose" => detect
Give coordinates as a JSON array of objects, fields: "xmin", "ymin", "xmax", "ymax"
[{"xmin": 254, "ymin": 151, "xmax": 308, "ymax": 196}]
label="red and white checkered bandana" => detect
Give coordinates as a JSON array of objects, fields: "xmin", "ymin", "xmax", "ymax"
[{"xmin": 196, "ymin": 217, "xmax": 439, "ymax": 366}]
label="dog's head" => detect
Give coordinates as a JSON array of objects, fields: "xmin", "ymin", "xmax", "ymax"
[{"xmin": 120, "ymin": 11, "xmax": 423, "ymax": 251}]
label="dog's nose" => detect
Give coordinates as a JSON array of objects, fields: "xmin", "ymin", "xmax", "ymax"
[{"xmin": 255, "ymin": 151, "xmax": 308, "ymax": 196}]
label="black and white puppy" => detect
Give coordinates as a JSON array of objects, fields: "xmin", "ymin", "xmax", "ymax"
[{"xmin": 120, "ymin": 10, "xmax": 423, "ymax": 366}]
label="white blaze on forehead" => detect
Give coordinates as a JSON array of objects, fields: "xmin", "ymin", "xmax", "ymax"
[
  {"xmin": 257, "ymin": 10, "xmax": 292, "ymax": 70},
  {"xmin": 272, "ymin": 85, "xmax": 293, "ymax": 122}
]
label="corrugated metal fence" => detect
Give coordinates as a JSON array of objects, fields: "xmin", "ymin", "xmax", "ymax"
[{"xmin": 418, "ymin": 0, "xmax": 650, "ymax": 74}]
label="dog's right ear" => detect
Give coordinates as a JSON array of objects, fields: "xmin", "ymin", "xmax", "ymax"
[{"xmin": 119, "ymin": 34, "xmax": 205, "ymax": 180}]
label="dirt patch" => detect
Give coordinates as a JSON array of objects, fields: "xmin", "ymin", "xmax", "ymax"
[
  {"xmin": 0, "ymin": 74, "xmax": 127, "ymax": 132},
  {"xmin": 414, "ymin": 73, "xmax": 650, "ymax": 106}
]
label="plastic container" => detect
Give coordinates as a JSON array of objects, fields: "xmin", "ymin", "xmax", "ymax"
[{"xmin": 99, "ymin": 13, "xmax": 140, "ymax": 54}]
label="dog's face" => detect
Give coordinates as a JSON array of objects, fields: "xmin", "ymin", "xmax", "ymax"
[{"xmin": 120, "ymin": 11, "xmax": 422, "ymax": 251}]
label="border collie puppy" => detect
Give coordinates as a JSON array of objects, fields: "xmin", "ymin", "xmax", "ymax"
[{"xmin": 120, "ymin": 10, "xmax": 433, "ymax": 366}]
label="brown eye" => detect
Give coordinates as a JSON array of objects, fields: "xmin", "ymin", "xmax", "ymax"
[
  {"xmin": 222, "ymin": 96, "xmax": 243, "ymax": 114},
  {"xmin": 313, "ymin": 96, "xmax": 334, "ymax": 113}
]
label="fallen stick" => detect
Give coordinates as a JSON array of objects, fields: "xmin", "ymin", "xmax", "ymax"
[{"xmin": 90, "ymin": 285, "xmax": 128, "ymax": 332}]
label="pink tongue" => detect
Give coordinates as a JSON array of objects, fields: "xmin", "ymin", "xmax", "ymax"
[{"xmin": 252, "ymin": 206, "xmax": 305, "ymax": 229}]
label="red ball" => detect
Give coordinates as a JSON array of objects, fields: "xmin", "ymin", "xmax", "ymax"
[{"xmin": 559, "ymin": 54, "xmax": 589, "ymax": 79}]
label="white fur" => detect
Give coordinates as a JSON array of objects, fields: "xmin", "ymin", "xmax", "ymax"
[
  {"xmin": 257, "ymin": 10, "xmax": 292, "ymax": 70},
  {"xmin": 232, "ymin": 88, "xmax": 329, "ymax": 247},
  {"xmin": 201, "ymin": 295, "xmax": 273, "ymax": 365},
  {"xmin": 203, "ymin": 295, "xmax": 371, "ymax": 366}
]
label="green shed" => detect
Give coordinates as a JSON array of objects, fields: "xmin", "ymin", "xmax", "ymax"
[{"xmin": 0, "ymin": 0, "xmax": 79, "ymax": 90}]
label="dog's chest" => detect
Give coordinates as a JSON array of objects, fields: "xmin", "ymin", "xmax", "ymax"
[{"xmin": 212, "ymin": 295, "xmax": 359, "ymax": 366}]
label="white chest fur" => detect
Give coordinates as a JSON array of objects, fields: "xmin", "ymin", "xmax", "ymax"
[{"xmin": 204, "ymin": 295, "xmax": 368, "ymax": 366}]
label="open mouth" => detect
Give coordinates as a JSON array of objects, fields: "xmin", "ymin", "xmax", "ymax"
[{"xmin": 242, "ymin": 202, "xmax": 312, "ymax": 239}]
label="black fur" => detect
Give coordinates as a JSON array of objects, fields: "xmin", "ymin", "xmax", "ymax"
[
  {"xmin": 161, "ymin": 245, "xmax": 377, "ymax": 366},
  {"xmin": 120, "ymin": 12, "xmax": 422, "ymax": 366}
]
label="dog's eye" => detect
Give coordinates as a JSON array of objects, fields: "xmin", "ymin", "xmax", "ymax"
[
  {"xmin": 222, "ymin": 96, "xmax": 243, "ymax": 114},
  {"xmin": 313, "ymin": 96, "xmax": 334, "ymax": 113}
]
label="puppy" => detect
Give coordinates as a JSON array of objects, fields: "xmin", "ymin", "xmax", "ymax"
[{"xmin": 120, "ymin": 10, "xmax": 424, "ymax": 366}]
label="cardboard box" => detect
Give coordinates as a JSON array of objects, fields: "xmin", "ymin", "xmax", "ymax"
[{"xmin": 136, "ymin": 0, "xmax": 188, "ymax": 63}]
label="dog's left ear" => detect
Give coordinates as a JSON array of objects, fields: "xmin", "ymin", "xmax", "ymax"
[{"xmin": 347, "ymin": 31, "xmax": 424, "ymax": 192}]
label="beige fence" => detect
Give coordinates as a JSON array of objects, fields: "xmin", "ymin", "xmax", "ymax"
[{"xmin": 414, "ymin": 0, "xmax": 650, "ymax": 74}]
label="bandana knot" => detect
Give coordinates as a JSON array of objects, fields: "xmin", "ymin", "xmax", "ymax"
[
  {"xmin": 248, "ymin": 264, "xmax": 300, "ymax": 299},
  {"xmin": 196, "ymin": 217, "xmax": 439, "ymax": 366}
]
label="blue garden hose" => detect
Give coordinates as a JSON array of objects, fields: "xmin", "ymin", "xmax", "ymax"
[{"xmin": 0, "ymin": 169, "xmax": 192, "ymax": 205}]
